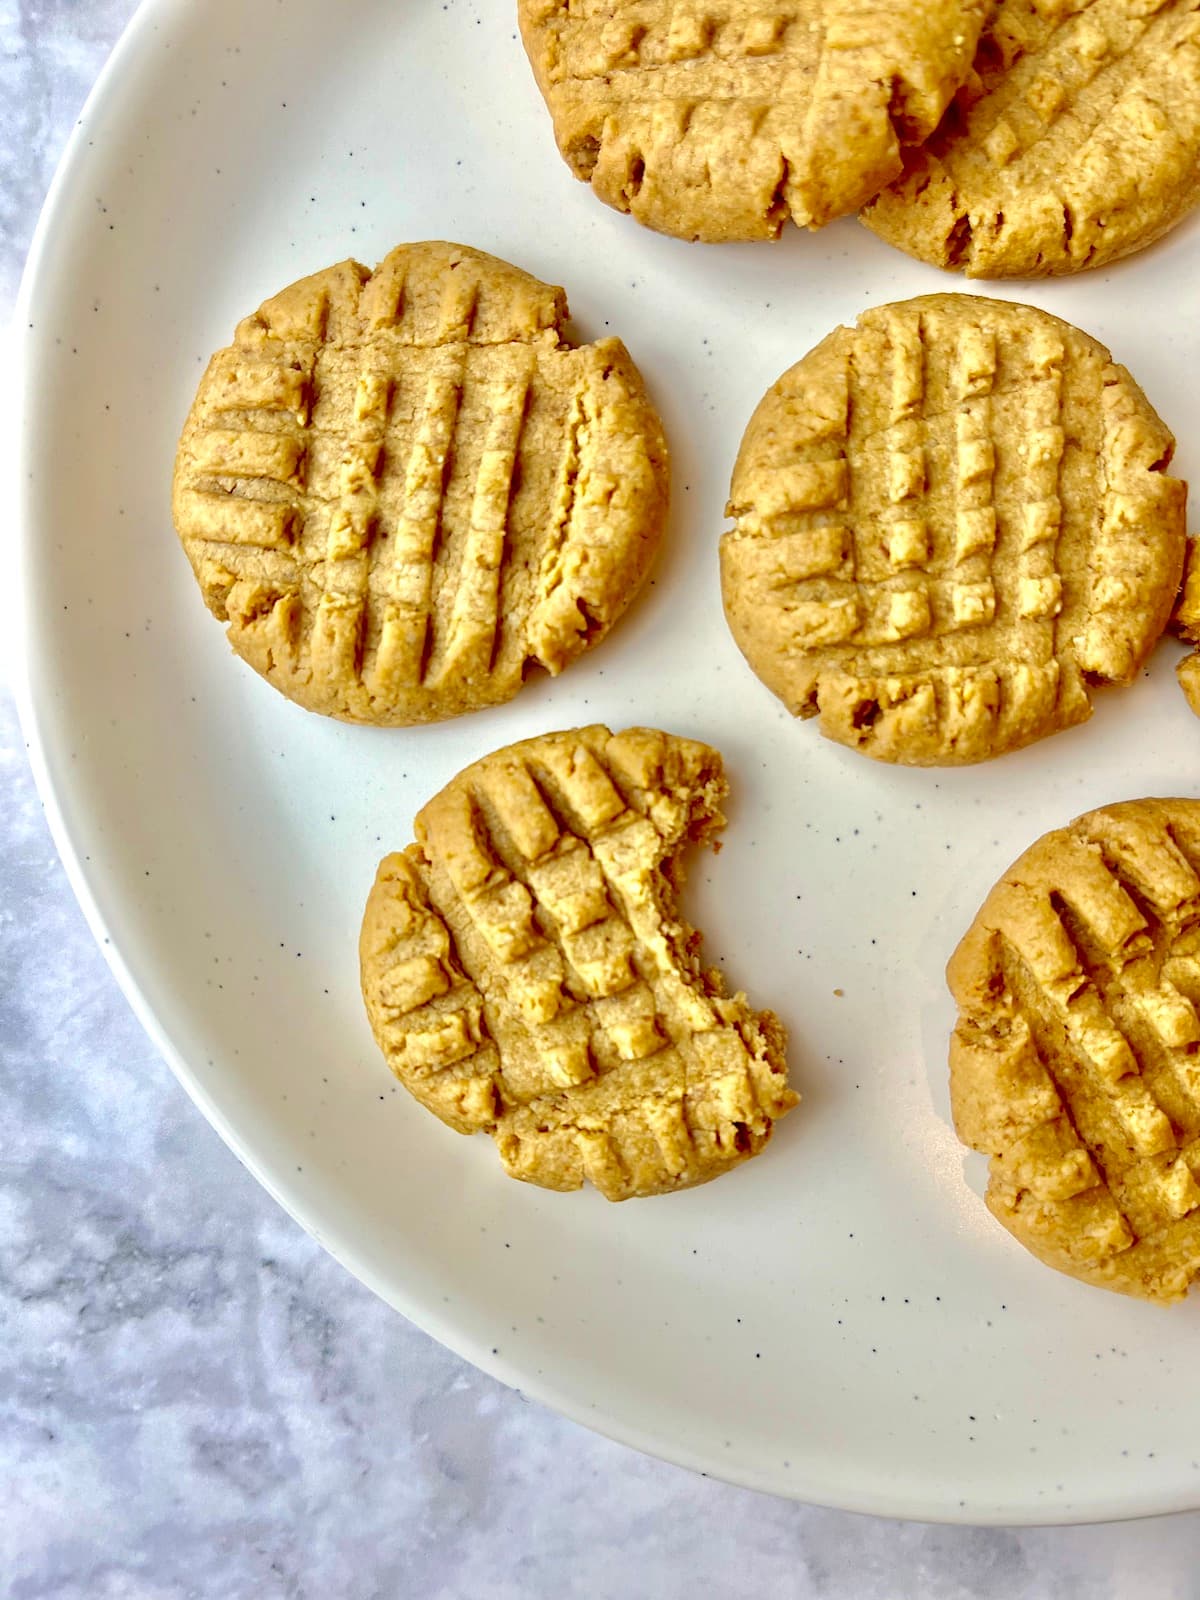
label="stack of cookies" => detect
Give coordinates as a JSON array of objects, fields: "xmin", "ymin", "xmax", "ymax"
[{"xmin": 170, "ymin": 0, "xmax": 1200, "ymax": 1303}]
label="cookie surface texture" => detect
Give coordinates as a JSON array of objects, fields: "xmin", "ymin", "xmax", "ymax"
[
  {"xmin": 1171, "ymin": 540, "xmax": 1200, "ymax": 717},
  {"xmin": 720, "ymin": 294, "xmax": 1186, "ymax": 766},
  {"xmin": 173, "ymin": 242, "xmax": 668, "ymax": 724},
  {"xmin": 360, "ymin": 726, "xmax": 796, "ymax": 1199},
  {"xmin": 862, "ymin": 0, "xmax": 1200, "ymax": 277},
  {"xmin": 948, "ymin": 800, "xmax": 1200, "ymax": 1304},
  {"xmin": 518, "ymin": 0, "xmax": 990, "ymax": 242}
]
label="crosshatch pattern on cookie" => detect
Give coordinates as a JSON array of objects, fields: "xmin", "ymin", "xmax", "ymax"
[
  {"xmin": 720, "ymin": 295, "xmax": 1186, "ymax": 765},
  {"xmin": 173, "ymin": 243, "xmax": 668, "ymax": 725},
  {"xmin": 948, "ymin": 800, "xmax": 1200, "ymax": 1304},
  {"xmin": 519, "ymin": 0, "xmax": 990, "ymax": 240},
  {"xmin": 360, "ymin": 727, "xmax": 797, "ymax": 1199},
  {"xmin": 863, "ymin": 0, "xmax": 1200, "ymax": 276}
]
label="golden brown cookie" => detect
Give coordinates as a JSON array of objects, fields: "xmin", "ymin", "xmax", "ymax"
[
  {"xmin": 518, "ymin": 0, "xmax": 990, "ymax": 242},
  {"xmin": 1171, "ymin": 539, "xmax": 1200, "ymax": 715},
  {"xmin": 862, "ymin": 0, "xmax": 1200, "ymax": 278},
  {"xmin": 720, "ymin": 295, "xmax": 1187, "ymax": 766},
  {"xmin": 360, "ymin": 726, "xmax": 796, "ymax": 1199},
  {"xmin": 948, "ymin": 799, "xmax": 1200, "ymax": 1304},
  {"xmin": 173, "ymin": 243, "xmax": 668, "ymax": 724}
]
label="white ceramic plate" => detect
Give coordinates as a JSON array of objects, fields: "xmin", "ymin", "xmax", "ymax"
[{"xmin": 15, "ymin": 0, "xmax": 1200, "ymax": 1525}]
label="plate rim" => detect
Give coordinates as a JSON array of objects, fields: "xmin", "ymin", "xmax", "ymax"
[{"xmin": 11, "ymin": 0, "xmax": 1199, "ymax": 1528}]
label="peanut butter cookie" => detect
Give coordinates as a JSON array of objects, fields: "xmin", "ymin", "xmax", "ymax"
[
  {"xmin": 1170, "ymin": 540, "xmax": 1200, "ymax": 715},
  {"xmin": 720, "ymin": 295, "xmax": 1186, "ymax": 765},
  {"xmin": 519, "ymin": 0, "xmax": 990, "ymax": 242},
  {"xmin": 360, "ymin": 726, "xmax": 796, "ymax": 1198},
  {"xmin": 949, "ymin": 799, "xmax": 1200, "ymax": 1303},
  {"xmin": 863, "ymin": 0, "xmax": 1200, "ymax": 277},
  {"xmin": 173, "ymin": 242, "xmax": 668, "ymax": 724}
]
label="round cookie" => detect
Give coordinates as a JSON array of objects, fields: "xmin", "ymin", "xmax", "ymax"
[
  {"xmin": 720, "ymin": 294, "xmax": 1187, "ymax": 766},
  {"xmin": 862, "ymin": 0, "xmax": 1200, "ymax": 278},
  {"xmin": 360, "ymin": 726, "xmax": 796, "ymax": 1199},
  {"xmin": 173, "ymin": 243, "xmax": 668, "ymax": 725},
  {"xmin": 948, "ymin": 799, "xmax": 1200, "ymax": 1304},
  {"xmin": 518, "ymin": 0, "xmax": 990, "ymax": 243}
]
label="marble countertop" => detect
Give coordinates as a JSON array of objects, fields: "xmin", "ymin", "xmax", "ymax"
[{"xmin": 5, "ymin": 4, "xmax": 1200, "ymax": 1595}]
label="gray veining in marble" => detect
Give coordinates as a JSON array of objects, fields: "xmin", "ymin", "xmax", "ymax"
[{"xmin": 7, "ymin": 4, "xmax": 1200, "ymax": 1595}]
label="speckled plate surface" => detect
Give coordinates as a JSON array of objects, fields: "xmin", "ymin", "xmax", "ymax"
[{"xmin": 15, "ymin": 0, "xmax": 1200, "ymax": 1525}]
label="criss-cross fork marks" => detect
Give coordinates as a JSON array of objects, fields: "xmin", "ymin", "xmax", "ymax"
[
  {"xmin": 173, "ymin": 245, "xmax": 667, "ymax": 724},
  {"xmin": 964, "ymin": 0, "xmax": 1198, "ymax": 171},
  {"xmin": 535, "ymin": 0, "xmax": 979, "ymax": 109},
  {"xmin": 721, "ymin": 296, "xmax": 1185, "ymax": 763},
  {"xmin": 180, "ymin": 307, "xmax": 524, "ymax": 693},
  {"xmin": 552, "ymin": 1, "xmax": 796, "ymax": 73},
  {"xmin": 521, "ymin": 0, "xmax": 989, "ymax": 238},
  {"xmin": 360, "ymin": 728, "xmax": 796, "ymax": 1199},
  {"xmin": 949, "ymin": 802, "xmax": 1200, "ymax": 1302},
  {"xmin": 864, "ymin": 0, "xmax": 1200, "ymax": 275}
]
